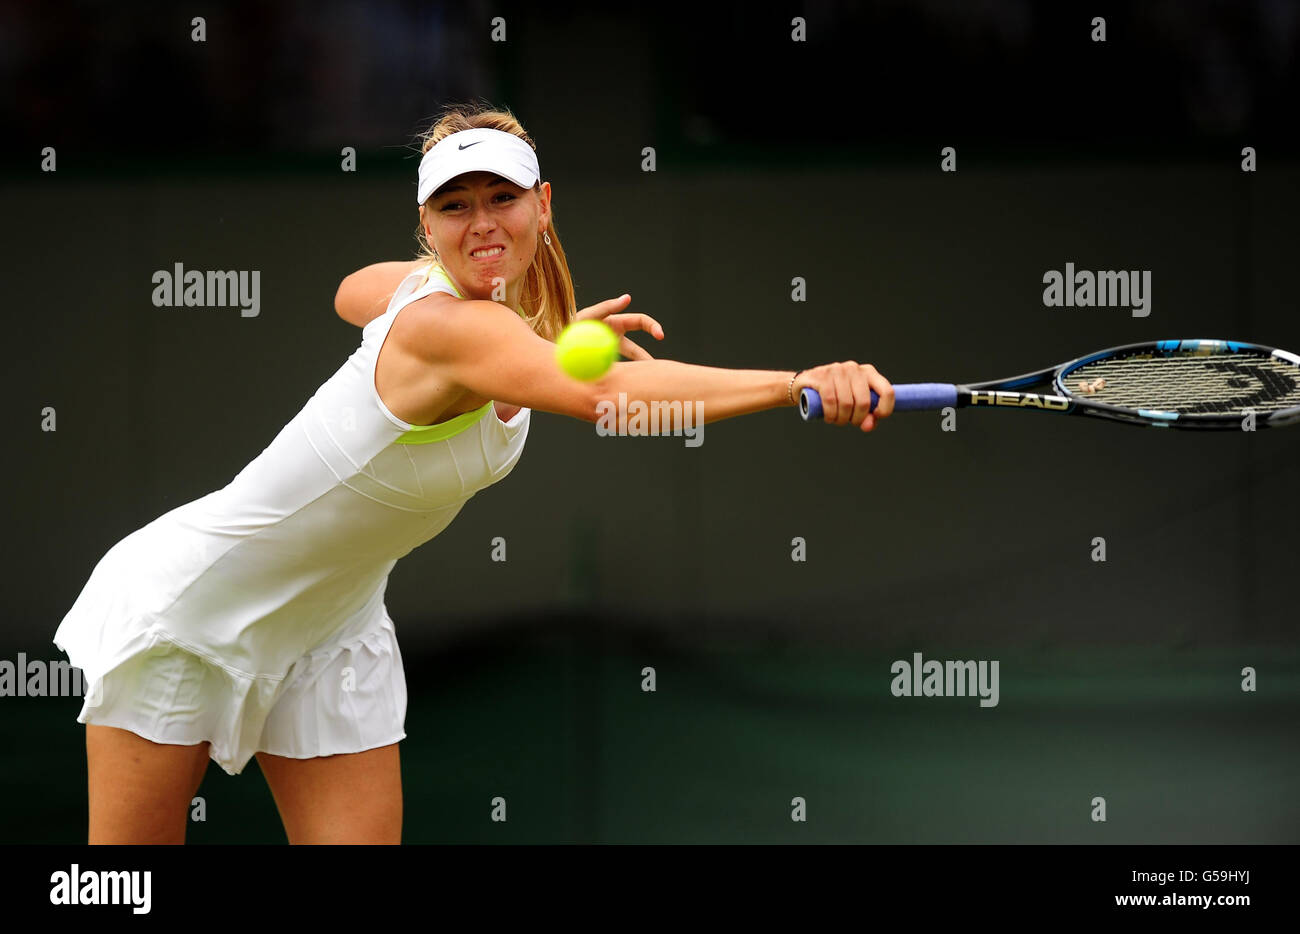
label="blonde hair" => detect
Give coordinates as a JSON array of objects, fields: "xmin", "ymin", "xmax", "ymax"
[{"xmin": 414, "ymin": 103, "xmax": 576, "ymax": 341}]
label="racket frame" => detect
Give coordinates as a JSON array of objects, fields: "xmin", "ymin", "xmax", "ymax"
[{"xmin": 955, "ymin": 339, "xmax": 1300, "ymax": 429}]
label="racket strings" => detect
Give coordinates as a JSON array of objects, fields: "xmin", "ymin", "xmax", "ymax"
[{"xmin": 1064, "ymin": 354, "xmax": 1300, "ymax": 414}]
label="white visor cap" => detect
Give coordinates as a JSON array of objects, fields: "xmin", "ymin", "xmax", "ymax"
[{"xmin": 416, "ymin": 128, "xmax": 540, "ymax": 205}]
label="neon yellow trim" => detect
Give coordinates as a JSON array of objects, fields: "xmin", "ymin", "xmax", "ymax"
[
  {"xmin": 390, "ymin": 267, "xmax": 509, "ymax": 444},
  {"xmin": 395, "ymin": 400, "xmax": 492, "ymax": 445},
  {"xmin": 427, "ymin": 264, "xmax": 466, "ymax": 298},
  {"xmin": 428, "ymin": 262, "xmax": 527, "ymax": 319}
]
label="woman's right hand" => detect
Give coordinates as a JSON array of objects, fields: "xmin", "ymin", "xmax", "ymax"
[{"xmin": 793, "ymin": 362, "xmax": 895, "ymax": 431}]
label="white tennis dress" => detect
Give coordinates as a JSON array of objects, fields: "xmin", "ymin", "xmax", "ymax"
[{"xmin": 53, "ymin": 265, "xmax": 530, "ymax": 775}]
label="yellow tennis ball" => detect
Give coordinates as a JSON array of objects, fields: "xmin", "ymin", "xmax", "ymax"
[{"xmin": 555, "ymin": 320, "xmax": 619, "ymax": 381}]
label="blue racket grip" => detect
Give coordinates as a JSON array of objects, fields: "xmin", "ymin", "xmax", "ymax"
[{"xmin": 799, "ymin": 383, "xmax": 958, "ymax": 421}]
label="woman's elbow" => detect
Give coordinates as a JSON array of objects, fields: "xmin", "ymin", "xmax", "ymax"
[
  {"xmin": 574, "ymin": 366, "xmax": 629, "ymax": 424},
  {"xmin": 572, "ymin": 395, "xmax": 602, "ymax": 424},
  {"xmin": 544, "ymin": 386, "xmax": 601, "ymax": 424},
  {"xmin": 333, "ymin": 275, "xmax": 355, "ymax": 321},
  {"xmin": 530, "ymin": 379, "xmax": 603, "ymax": 424}
]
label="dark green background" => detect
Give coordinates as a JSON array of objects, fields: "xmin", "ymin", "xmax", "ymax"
[{"xmin": 2, "ymin": 1, "xmax": 1297, "ymax": 843}]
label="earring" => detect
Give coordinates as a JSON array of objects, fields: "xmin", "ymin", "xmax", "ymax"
[{"xmin": 543, "ymin": 229, "xmax": 552, "ymax": 246}]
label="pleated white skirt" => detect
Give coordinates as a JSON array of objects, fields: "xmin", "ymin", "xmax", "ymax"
[{"xmin": 63, "ymin": 609, "xmax": 407, "ymax": 776}]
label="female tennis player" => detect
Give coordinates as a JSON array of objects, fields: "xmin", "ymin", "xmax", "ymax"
[{"xmin": 53, "ymin": 104, "xmax": 895, "ymax": 844}]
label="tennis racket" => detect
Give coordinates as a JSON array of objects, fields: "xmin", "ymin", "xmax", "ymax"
[{"xmin": 798, "ymin": 339, "xmax": 1300, "ymax": 429}]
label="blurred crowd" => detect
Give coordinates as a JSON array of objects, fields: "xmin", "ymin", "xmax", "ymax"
[{"xmin": 1, "ymin": 0, "xmax": 1296, "ymax": 155}]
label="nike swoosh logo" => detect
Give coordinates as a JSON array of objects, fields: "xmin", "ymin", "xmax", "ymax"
[{"xmin": 458, "ymin": 141, "xmax": 483, "ymax": 150}]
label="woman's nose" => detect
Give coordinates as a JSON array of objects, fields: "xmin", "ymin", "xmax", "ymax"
[{"xmin": 469, "ymin": 204, "xmax": 496, "ymax": 232}]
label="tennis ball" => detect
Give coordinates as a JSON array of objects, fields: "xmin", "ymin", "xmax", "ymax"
[{"xmin": 555, "ymin": 320, "xmax": 619, "ymax": 381}]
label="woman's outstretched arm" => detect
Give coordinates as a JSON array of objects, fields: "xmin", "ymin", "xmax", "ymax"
[{"xmin": 400, "ymin": 293, "xmax": 895, "ymax": 430}]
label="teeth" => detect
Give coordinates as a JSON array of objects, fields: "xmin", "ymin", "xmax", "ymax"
[{"xmin": 472, "ymin": 246, "xmax": 505, "ymax": 257}]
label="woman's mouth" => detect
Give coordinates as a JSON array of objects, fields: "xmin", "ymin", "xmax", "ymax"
[{"xmin": 470, "ymin": 245, "xmax": 506, "ymax": 261}]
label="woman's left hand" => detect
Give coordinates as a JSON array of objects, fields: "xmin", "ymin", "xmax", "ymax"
[{"xmin": 572, "ymin": 294, "xmax": 665, "ymax": 361}]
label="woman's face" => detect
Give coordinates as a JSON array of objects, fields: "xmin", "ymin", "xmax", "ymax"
[{"xmin": 421, "ymin": 171, "xmax": 551, "ymax": 302}]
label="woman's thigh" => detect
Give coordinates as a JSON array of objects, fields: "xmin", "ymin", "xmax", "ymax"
[
  {"xmin": 86, "ymin": 724, "xmax": 212, "ymax": 844},
  {"xmin": 255, "ymin": 743, "xmax": 402, "ymax": 844}
]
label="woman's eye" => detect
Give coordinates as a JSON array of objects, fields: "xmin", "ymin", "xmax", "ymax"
[{"xmin": 439, "ymin": 194, "xmax": 512, "ymax": 211}]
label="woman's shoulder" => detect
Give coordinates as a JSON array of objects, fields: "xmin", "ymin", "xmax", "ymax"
[
  {"xmin": 411, "ymin": 263, "xmax": 466, "ymax": 301},
  {"xmin": 382, "ymin": 287, "xmax": 467, "ymax": 357},
  {"xmin": 380, "ymin": 264, "xmax": 461, "ymax": 325}
]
